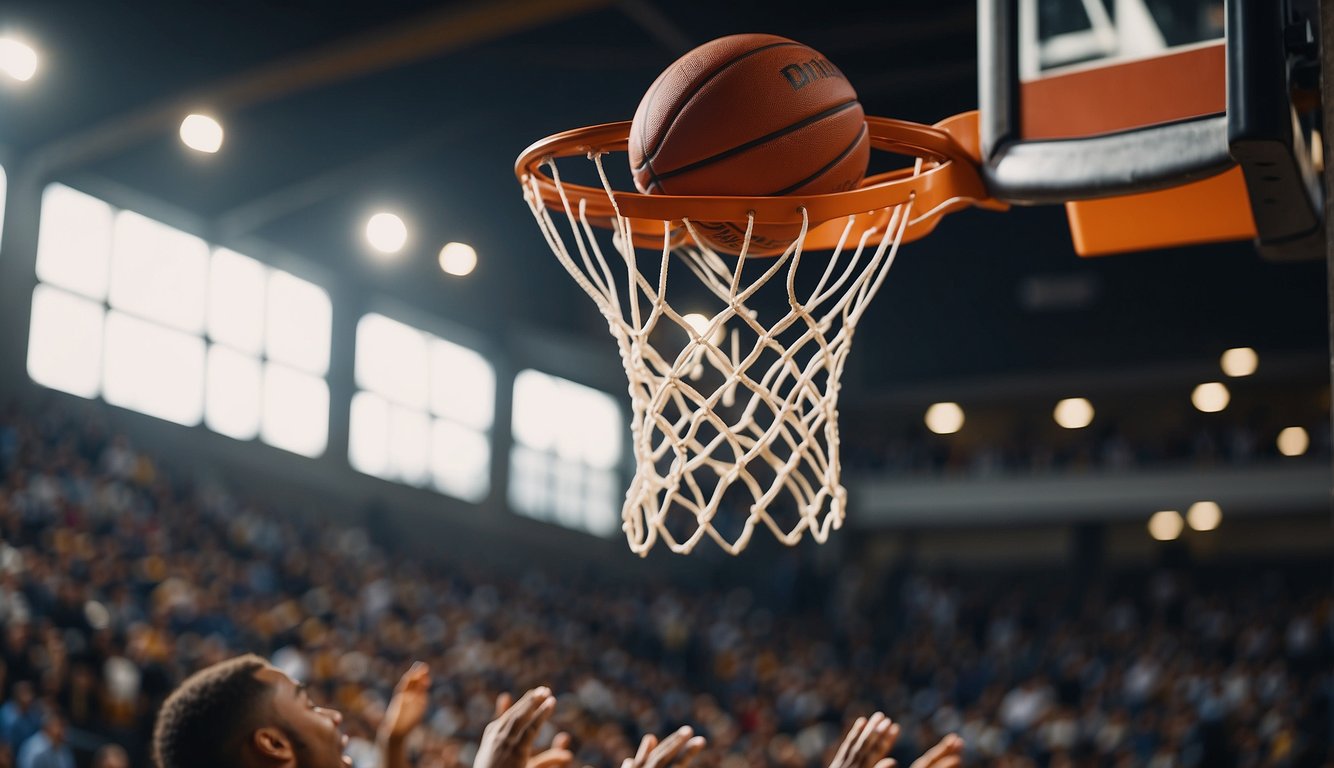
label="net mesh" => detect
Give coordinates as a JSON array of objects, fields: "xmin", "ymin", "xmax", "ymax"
[{"xmin": 522, "ymin": 153, "xmax": 914, "ymax": 555}]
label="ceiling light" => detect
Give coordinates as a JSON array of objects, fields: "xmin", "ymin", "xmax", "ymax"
[
  {"xmin": 1053, "ymin": 397, "xmax": 1094, "ymax": 429},
  {"xmin": 1277, "ymin": 427, "xmax": 1309, "ymax": 457},
  {"xmin": 1220, "ymin": 347, "xmax": 1257, "ymax": 377},
  {"xmin": 365, "ymin": 212, "xmax": 407, "ymax": 255},
  {"xmin": 0, "ymin": 37, "xmax": 38, "ymax": 82},
  {"xmin": 925, "ymin": 402, "xmax": 964, "ymax": 435},
  {"xmin": 438, "ymin": 242, "xmax": 477, "ymax": 276},
  {"xmin": 1191, "ymin": 382, "xmax": 1230, "ymax": 413},
  {"xmin": 682, "ymin": 312, "xmax": 725, "ymax": 345},
  {"xmin": 1147, "ymin": 510, "xmax": 1183, "ymax": 541},
  {"xmin": 179, "ymin": 114, "xmax": 224, "ymax": 153},
  {"xmin": 1186, "ymin": 501, "xmax": 1221, "ymax": 532}
]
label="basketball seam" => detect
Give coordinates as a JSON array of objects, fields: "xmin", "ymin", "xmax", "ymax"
[
  {"xmin": 766, "ymin": 121, "xmax": 868, "ymax": 196},
  {"xmin": 636, "ymin": 40, "xmax": 806, "ymax": 173},
  {"xmin": 653, "ymin": 99, "xmax": 862, "ymax": 184}
]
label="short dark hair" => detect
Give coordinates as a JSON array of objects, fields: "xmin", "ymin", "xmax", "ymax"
[{"xmin": 152, "ymin": 654, "xmax": 273, "ymax": 768}]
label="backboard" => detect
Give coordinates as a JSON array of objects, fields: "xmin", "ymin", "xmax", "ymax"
[{"xmin": 979, "ymin": 0, "xmax": 1324, "ymax": 259}]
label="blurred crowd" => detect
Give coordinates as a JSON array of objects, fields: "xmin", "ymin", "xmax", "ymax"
[
  {"xmin": 840, "ymin": 415, "xmax": 1331, "ymax": 478},
  {"xmin": 0, "ymin": 403, "xmax": 1330, "ymax": 768}
]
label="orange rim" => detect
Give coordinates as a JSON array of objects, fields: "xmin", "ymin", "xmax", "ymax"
[{"xmin": 516, "ymin": 111, "xmax": 1002, "ymax": 251}]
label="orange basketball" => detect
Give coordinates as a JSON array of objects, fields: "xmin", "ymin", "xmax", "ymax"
[{"xmin": 629, "ymin": 34, "xmax": 869, "ymax": 256}]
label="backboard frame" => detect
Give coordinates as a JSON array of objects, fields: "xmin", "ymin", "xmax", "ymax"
[{"xmin": 978, "ymin": 0, "xmax": 1324, "ymax": 260}]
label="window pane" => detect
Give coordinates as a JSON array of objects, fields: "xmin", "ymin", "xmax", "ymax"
[
  {"xmin": 556, "ymin": 383, "xmax": 622, "ymax": 469},
  {"xmin": 266, "ymin": 270, "xmax": 331, "ymax": 375},
  {"xmin": 389, "ymin": 405, "xmax": 430, "ymax": 486},
  {"xmin": 432, "ymin": 420, "xmax": 489, "ymax": 502},
  {"xmin": 103, "ymin": 311, "xmax": 205, "ymax": 426},
  {"xmin": 209, "ymin": 248, "xmax": 266, "ymax": 354},
  {"xmin": 553, "ymin": 460, "xmax": 584, "ymax": 529},
  {"xmin": 585, "ymin": 469, "xmax": 620, "ymax": 537},
  {"xmin": 429, "ymin": 339, "xmax": 495, "ymax": 430},
  {"xmin": 349, "ymin": 391, "xmax": 391, "ymax": 478},
  {"xmin": 508, "ymin": 446, "xmax": 549, "ymax": 518},
  {"xmin": 36, "ymin": 184, "xmax": 113, "ymax": 300},
  {"xmin": 109, "ymin": 210, "xmax": 209, "ymax": 332},
  {"xmin": 0, "ymin": 166, "xmax": 6, "ymax": 245},
  {"xmin": 354, "ymin": 314, "xmax": 428, "ymax": 408},
  {"xmin": 512, "ymin": 370, "xmax": 562, "ymax": 451},
  {"xmin": 205, "ymin": 345, "xmax": 262, "ymax": 440},
  {"xmin": 510, "ymin": 370, "xmax": 623, "ymax": 536},
  {"xmin": 27, "ymin": 285, "xmax": 104, "ymax": 399},
  {"xmin": 261, "ymin": 364, "xmax": 328, "ymax": 457}
]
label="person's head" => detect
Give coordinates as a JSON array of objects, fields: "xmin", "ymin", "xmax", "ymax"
[
  {"xmin": 152, "ymin": 654, "xmax": 348, "ymax": 768},
  {"xmin": 41, "ymin": 714, "xmax": 64, "ymax": 746},
  {"xmin": 92, "ymin": 744, "xmax": 128, "ymax": 768},
  {"xmin": 12, "ymin": 681, "xmax": 33, "ymax": 709}
]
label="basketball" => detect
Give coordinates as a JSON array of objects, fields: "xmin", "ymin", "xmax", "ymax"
[{"xmin": 628, "ymin": 34, "xmax": 870, "ymax": 256}]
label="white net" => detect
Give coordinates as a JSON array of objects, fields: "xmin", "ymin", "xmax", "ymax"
[{"xmin": 522, "ymin": 153, "xmax": 914, "ymax": 555}]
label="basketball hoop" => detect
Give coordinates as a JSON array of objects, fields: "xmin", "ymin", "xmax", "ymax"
[{"xmin": 516, "ymin": 112, "xmax": 999, "ymax": 555}]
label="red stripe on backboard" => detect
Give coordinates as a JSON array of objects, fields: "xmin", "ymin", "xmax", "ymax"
[{"xmin": 1021, "ymin": 42, "xmax": 1225, "ymax": 140}]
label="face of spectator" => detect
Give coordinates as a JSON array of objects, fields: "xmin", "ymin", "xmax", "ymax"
[
  {"xmin": 252, "ymin": 666, "xmax": 350, "ymax": 768},
  {"xmin": 92, "ymin": 746, "xmax": 128, "ymax": 768},
  {"xmin": 13, "ymin": 683, "xmax": 33, "ymax": 709},
  {"xmin": 43, "ymin": 716, "xmax": 64, "ymax": 746}
]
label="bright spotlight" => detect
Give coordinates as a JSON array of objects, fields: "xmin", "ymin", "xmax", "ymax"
[
  {"xmin": 1277, "ymin": 427, "xmax": 1309, "ymax": 457},
  {"xmin": 0, "ymin": 37, "xmax": 38, "ymax": 82},
  {"xmin": 365, "ymin": 213, "xmax": 407, "ymax": 255},
  {"xmin": 925, "ymin": 402, "xmax": 964, "ymax": 435},
  {"xmin": 1191, "ymin": 382, "xmax": 1230, "ymax": 413},
  {"xmin": 1187, "ymin": 501, "xmax": 1221, "ymax": 532},
  {"xmin": 1053, "ymin": 397, "xmax": 1094, "ymax": 429},
  {"xmin": 179, "ymin": 114, "xmax": 224, "ymax": 153},
  {"xmin": 1147, "ymin": 510, "xmax": 1183, "ymax": 541},
  {"xmin": 682, "ymin": 312, "xmax": 724, "ymax": 345},
  {"xmin": 1220, "ymin": 347, "xmax": 1257, "ymax": 377},
  {"xmin": 438, "ymin": 242, "xmax": 477, "ymax": 276}
]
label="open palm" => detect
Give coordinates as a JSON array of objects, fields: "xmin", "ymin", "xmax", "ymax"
[{"xmin": 383, "ymin": 662, "xmax": 431, "ymax": 741}]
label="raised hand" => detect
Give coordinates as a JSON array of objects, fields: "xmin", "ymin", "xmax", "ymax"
[
  {"xmin": 906, "ymin": 734, "xmax": 964, "ymax": 768},
  {"xmin": 828, "ymin": 712, "xmax": 900, "ymax": 768},
  {"xmin": 492, "ymin": 692, "xmax": 575, "ymax": 768},
  {"xmin": 621, "ymin": 726, "xmax": 707, "ymax": 768},
  {"xmin": 528, "ymin": 731, "xmax": 575, "ymax": 768},
  {"xmin": 380, "ymin": 662, "xmax": 432, "ymax": 768},
  {"xmin": 476, "ymin": 687, "xmax": 558, "ymax": 768},
  {"xmin": 382, "ymin": 662, "xmax": 432, "ymax": 742}
]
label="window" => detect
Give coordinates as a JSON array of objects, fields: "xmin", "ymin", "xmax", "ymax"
[
  {"xmin": 0, "ymin": 164, "xmax": 6, "ymax": 245},
  {"xmin": 102, "ymin": 311, "xmax": 206, "ymax": 426},
  {"xmin": 29, "ymin": 184, "xmax": 332, "ymax": 455},
  {"xmin": 27, "ymin": 285, "xmax": 104, "ymax": 399},
  {"xmin": 509, "ymin": 369, "xmax": 622, "ymax": 536},
  {"xmin": 109, "ymin": 211, "xmax": 209, "ymax": 333},
  {"xmin": 350, "ymin": 313, "xmax": 495, "ymax": 502},
  {"xmin": 36, "ymin": 184, "xmax": 113, "ymax": 301}
]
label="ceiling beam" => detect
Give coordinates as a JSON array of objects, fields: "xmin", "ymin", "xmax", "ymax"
[
  {"xmin": 25, "ymin": 0, "xmax": 612, "ymax": 179},
  {"xmin": 617, "ymin": 0, "xmax": 693, "ymax": 56},
  {"xmin": 213, "ymin": 115, "xmax": 492, "ymax": 240}
]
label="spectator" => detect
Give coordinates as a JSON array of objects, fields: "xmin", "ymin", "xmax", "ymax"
[
  {"xmin": 15, "ymin": 715, "xmax": 72, "ymax": 768},
  {"xmin": 0, "ymin": 404, "xmax": 1328, "ymax": 768},
  {"xmin": 89, "ymin": 745, "xmax": 127, "ymax": 768},
  {"xmin": 0, "ymin": 683, "xmax": 40, "ymax": 753}
]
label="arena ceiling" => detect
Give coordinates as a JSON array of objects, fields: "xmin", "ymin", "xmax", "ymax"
[{"xmin": 0, "ymin": 0, "xmax": 1325, "ymax": 391}]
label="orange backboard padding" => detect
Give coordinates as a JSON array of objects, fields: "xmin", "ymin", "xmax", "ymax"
[
  {"xmin": 1066, "ymin": 166, "xmax": 1257, "ymax": 257},
  {"xmin": 1022, "ymin": 42, "xmax": 1225, "ymax": 139}
]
